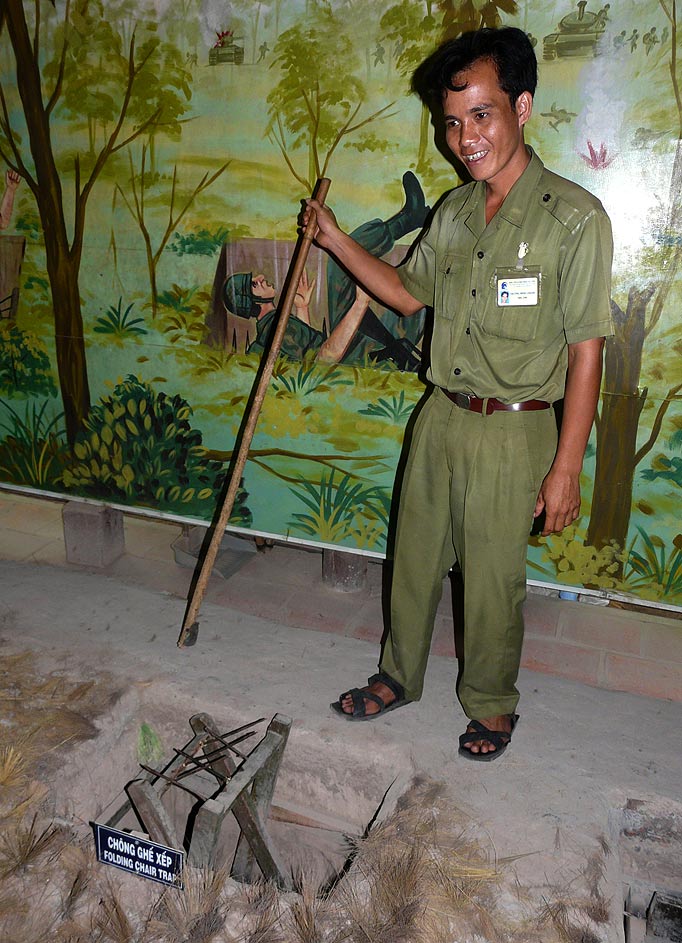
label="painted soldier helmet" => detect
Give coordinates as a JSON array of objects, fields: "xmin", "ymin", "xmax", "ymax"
[{"xmin": 223, "ymin": 272, "xmax": 258, "ymax": 319}]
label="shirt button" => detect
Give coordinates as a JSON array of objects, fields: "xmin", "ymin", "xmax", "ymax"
[
  {"xmin": 466, "ymin": 328, "xmax": 471, "ymax": 335},
  {"xmin": 471, "ymin": 289, "xmax": 476, "ymax": 297},
  {"xmin": 454, "ymin": 368, "xmax": 462, "ymax": 376},
  {"xmin": 543, "ymin": 193, "xmax": 551, "ymax": 202},
  {"xmin": 477, "ymin": 251, "xmax": 484, "ymax": 259}
]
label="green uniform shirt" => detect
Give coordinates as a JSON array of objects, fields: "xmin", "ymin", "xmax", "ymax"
[{"xmin": 397, "ymin": 148, "xmax": 613, "ymax": 403}]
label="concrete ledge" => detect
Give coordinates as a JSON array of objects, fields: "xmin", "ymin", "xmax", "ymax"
[{"xmin": 523, "ymin": 594, "xmax": 682, "ymax": 701}]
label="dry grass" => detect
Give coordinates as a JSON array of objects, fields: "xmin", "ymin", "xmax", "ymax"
[
  {"xmin": 0, "ymin": 648, "xmax": 126, "ymax": 938},
  {"xmin": 285, "ymin": 872, "xmax": 332, "ymax": 943},
  {"xmin": 536, "ymin": 898, "xmax": 603, "ymax": 943},
  {"xmin": 149, "ymin": 866, "xmax": 230, "ymax": 942},
  {"xmin": 0, "ymin": 780, "xmax": 49, "ymax": 823},
  {"xmin": 0, "ymin": 649, "xmax": 119, "ymax": 829},
  {"xmin": 62, "ymin": 867, "xmax": 91, "ymax": 920},
  {"xmin": 56, "ymin": 842, "xmax": 94, "ymax": 923},
  {"xmin": 93, "ymin": 890, "xmax": 138, "ymax": 942},
  {"xmin": 0, "ymin": 813, "xmax": 61, "ymax": 877},
  {"xmin": 584, "ymin": 894, "xmax": 610, "ymax": 924},
  {"xmin": 0, "ymin": 894, "xmax": 27, "ymax": 922},
  {"xmin": 0, "ymin": 746, "xmax": 29, "ymax": 788},
  {"xmin": 0, "ymin": 882, "xmax": 64, "ymax": 943},
  {"xmin": 53, "ymin": 919, "xmax": 96, "ymax": 943},
  {"xmin": 232, "ymin": 881, "xmax": 284, "ymax": 942},
  {"xmin": 0, "ymin": 913, "xmax": 58, "ymax": 943},
  {"xmin": 336, "ymin": 843, "xmax": 427, "ymax": 942},
  {"xmin": 528, "ymin": 833, "xmax": 613, "ymax": 941},
  {"xmin": 584, "ymin": 846, "xmax": 607, "ymax": 898},
  {"xmin": 325, "ymin": 779, "xmax": 503, "ymax": 943},
  {"xmin": 0, "ymin": 649, "xmax": 116, "ymax": 771}
]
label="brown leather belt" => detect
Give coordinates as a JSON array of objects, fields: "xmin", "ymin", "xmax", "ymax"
[{"xmin": 442, "ymin": 389, "xmax": 551, "ymax": 414}]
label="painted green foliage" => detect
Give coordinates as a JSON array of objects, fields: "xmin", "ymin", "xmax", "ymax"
[
  {"xmin": 0, "ymin": 0, "xmax": 680, "ymax": 610},
  {"xmin": 0, "ymin": 323, "xmax": 57, "ymax": 397},
  {"xmin": 93, "ymin": 299, "xmax": 147, "ymax": 338},
  {"xmin": 62, "ymin": 376, "xmax": 252, "ymax": 523},
  {"xmin": 266, "ymin": 4, "xmax": 398, "ymax": 189}
]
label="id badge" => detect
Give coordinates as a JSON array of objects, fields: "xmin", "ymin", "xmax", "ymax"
[{"xmin": 495, "ymin": 266, "xmax": 541, "ymax": 307}]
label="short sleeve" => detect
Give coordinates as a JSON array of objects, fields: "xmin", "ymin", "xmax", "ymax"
[
  {"xmin": 560, "ymin": 207, "xmax": 614, "ymax": 344},
  {"xmin": 396, "ymin": 223, "xmax": 438, "ymax": 308}
]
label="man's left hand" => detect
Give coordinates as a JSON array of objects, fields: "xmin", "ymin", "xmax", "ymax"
[{"xmin": 534, "ymin": 468, "xmax": 581, "ymax": 536}]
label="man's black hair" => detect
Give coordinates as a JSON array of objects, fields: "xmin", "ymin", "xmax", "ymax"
[{"xmin": 412, "ymin": 27, "xmax": 538, "ymax": 109}]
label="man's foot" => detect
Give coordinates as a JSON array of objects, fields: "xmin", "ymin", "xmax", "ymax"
[
  {"xmin": 340, "ymin": 678, "xmax": 394, "ymax": 715},
  {"xmin": 331, "ymin": 672, "xmax": 409, "ymax": 722},
  {"xmin": 458, "ymin": 714, "xmax": 519, "ymax": 761}
]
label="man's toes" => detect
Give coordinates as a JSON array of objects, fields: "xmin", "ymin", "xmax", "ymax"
[
  {"xmin": 340, "ymin": 692, "xmax": 377, "ymax": 715},
  {"xmin": 338, "ymin": 680, "xmax": 396, "ymax": 717},
  {"xmin": 339, "ymin": 694, "xmax": 354, "ymax": 714},
  {"xmin": 339, "ymin": 695, "xmax": 353, "ymax": 714},
  {"xmin": 470, "ymin": 740, "xmax": 495, "ymax": 754}
]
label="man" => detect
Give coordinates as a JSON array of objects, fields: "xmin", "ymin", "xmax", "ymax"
[{"xmin": 303, "ymin": 27, "xmax": 613, "ymax": 759}]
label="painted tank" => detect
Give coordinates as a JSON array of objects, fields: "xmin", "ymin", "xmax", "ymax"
[{"xmin": 543, "ymin": 1, "xmax": 609, "ymax": 60}]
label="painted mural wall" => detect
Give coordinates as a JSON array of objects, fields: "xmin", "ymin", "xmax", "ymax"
[{"xmin": 0, "ymin": 0, "xmax": 680, "ymax": 610}]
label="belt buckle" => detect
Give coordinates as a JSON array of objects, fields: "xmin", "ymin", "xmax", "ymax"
[{"xmin": 459, "ymin": 392, "xmax": 472, "ymax": 410}]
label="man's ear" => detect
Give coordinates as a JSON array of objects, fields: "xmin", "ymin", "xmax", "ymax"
[{"xmin": 516, "ymin": 91, "xmax": 533, "ymax": 127}]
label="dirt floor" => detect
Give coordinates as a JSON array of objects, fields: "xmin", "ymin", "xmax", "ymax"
[{"xmin": 0, "ymin": 544, "xmax": 681, "ymax": 940}]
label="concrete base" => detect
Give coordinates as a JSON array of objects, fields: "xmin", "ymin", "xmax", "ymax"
[
  {"xmin": 62, "ymin": 501, "xmax": 125, "ymax": 567},
  {"xmin": 322, "ymin": 549, "xmax": 367, "ymax": 592}
]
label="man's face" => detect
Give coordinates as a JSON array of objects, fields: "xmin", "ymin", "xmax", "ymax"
[
  {"xmin": 443, "ymin": 57, "xmax": 532, "ymax": 192},
  {"xmin": 251, "ymin": 274, "xmax": 276, "ymax": 301}
]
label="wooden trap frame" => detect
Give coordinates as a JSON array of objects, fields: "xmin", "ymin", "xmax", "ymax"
[{"xmin": 105, "ymin": 711, "xmax": 293, "ymax": 889}]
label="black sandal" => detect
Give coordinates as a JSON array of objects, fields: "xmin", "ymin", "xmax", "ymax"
[
  {"xmin": 330, "ymin": 672, "xmax": 409, "ymax": 721},
  {"xmin": 458, "ymin": 714, "xmax": 519, "ymax": 761}
]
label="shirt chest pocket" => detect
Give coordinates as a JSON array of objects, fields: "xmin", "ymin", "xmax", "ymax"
[
  {"xmin": 435, "ymin": 252, "xmax": 470, "ymax": 321},
  {"xmin": 479, "ymin": 270, "xmax": 543, "ymax": 341}
]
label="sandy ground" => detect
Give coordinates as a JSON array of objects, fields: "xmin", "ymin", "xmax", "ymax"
[{"xmin": 0, "ymin": 554, "xmax": 681, "ymax": 940}]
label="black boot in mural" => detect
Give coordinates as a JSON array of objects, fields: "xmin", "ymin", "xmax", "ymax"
[{"xmin": 384, "ymin": 171, "xmax": 430, "ymax": 242}]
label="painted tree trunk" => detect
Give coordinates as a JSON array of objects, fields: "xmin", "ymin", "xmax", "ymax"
[
  {"xmin": 44, "ymin": 244, "xmax": 91, "ymax": 448},
  {"xmin": 417, "ymin": 103, "xmax": 431, "ymax": 172},
  {"xmin": 6, "ymin": 0, "xmax": 91, "ymax": 448},
  {"xmin": 586, "ymin": 286, "xmax": 653, "ymax": 563}
]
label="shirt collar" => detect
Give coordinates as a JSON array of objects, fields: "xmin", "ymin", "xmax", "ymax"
[
  {"xmin": 496, "ymin": 147, "xmax": 545, "ymax": 227},
  {"xmin": 461, "ymin": 147, "xmax": 545, "ymax": 235},
  {"xmin": 462, "ymin": 184, "xmax": 486, "ymax": 237}
]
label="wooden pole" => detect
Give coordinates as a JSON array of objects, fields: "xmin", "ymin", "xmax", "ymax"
[{"xmin": 177, "ymin": 177, "xmax": 331, "ymax": 647}]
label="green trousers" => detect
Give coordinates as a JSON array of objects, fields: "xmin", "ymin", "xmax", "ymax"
[{"xmin": 380, "ymin": 387, "xmax": 558, "ymax": 719}]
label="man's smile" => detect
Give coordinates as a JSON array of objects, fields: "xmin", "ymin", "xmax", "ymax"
[{"xmin": 464, "ymin": 149, "xmax": 488, "ymax": 162}]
